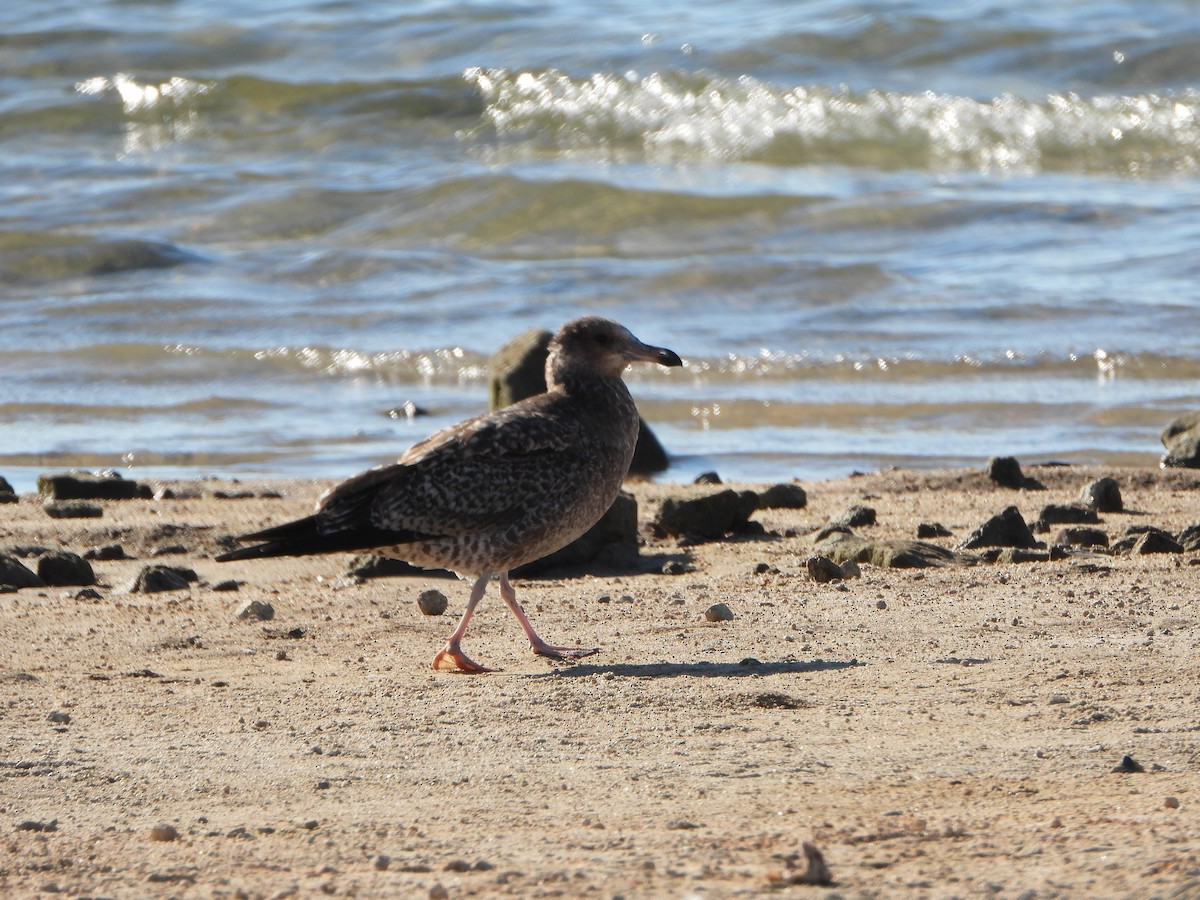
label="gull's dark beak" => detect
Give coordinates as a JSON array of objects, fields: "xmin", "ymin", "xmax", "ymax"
[{"xmin": 624, "ymin": 336, "xmax": 683, "ymax": 368}]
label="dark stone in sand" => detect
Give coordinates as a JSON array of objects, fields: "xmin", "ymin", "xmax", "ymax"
[
  {"xmin": 693, "ymin": 471, "xmax": 722, "ymax": 485},
  {"xmin": 0, "ymin": 476, "xmax": 15, "ymax": 504},
  {"xmin": 1111, "ymin": 754, "xmax": 1145, "ymax": 774},
  {"xmin": 38, "ymin": 471, "xmax": 152, "ymax": 501},
  {"xmin": 1055, "ymin": 526, "xmax": 1109, "ymax": 548},
  {"xmin": 655, "ymin": 489, "xmax": 759, "ymax": 541},
  {"xmin": 1129, "ymin": 530, "xmax": 1183, "ymax": 555},
  {"xmin": 130, "ymin": 565, "xmax": 194, "ymax": 593},
  {"xmin": 1079, "ymin": 477, "xmax": 1123, "ymax": 512},
  {"xmin": 830, "ymin": 504, "xmax": 876, "ymax": 528},
  {"xmin": 986, "ymin": 456, "xmax": 1044, "ymax": 490},
  {"xmin": 917, "ymin": 522, "xmax": 952, "ymax": 539},
  {"xmin": 0, "ymin": 553, "xmax": 45, "ymax": 589},
  {"xmin": 488, "ymin": 327, "xmax": 670, "ymax": 476},
  {"xmin": 1161, "ymin": 412, "xmax": 1200, "ymax": 468},
  {"xmin": 516, "ymin": 492, "xmax": 639, "ymax": 576},
  {"xmin": 814, "ymin": 531, "xmax": 958, "ymax": 569},
  {"xmin": 806, "ymin": 555, "xmax": 845, "ymax": 583},
  {"xmin": 757, "ymin": 482, "xmax": 807, "ymax": 509},
  {"xmin": 1178, "ymin": 522, "xmax": 1200, "ymax": 552},
  {"xmin": 37, "ymin": 551, "xmax": 95, "ymax": 587},
  {"xmin": 959, "ymin": 506, "xmax": 1041, "ymax": 550},
  {"xmin": 1034, "ymin": 503, "xmax": 1100, "ymax": 532},
  {"xmin": 84, "ymin": 544, "xmax": 129, "ymax": 561},
  {"xmin": 43, "ymin": 501, "xmax": 103, "ymax": 519}
]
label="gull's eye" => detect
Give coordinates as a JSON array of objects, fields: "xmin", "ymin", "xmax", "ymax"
[{"xmin": 593, "ymin": 332, "xmax": 612, "ymax": 347}]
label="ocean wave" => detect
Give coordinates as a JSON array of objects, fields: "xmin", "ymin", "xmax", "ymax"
[{"xmin": 467, "ymin": 68, "xmax": 1200, "ymax": 176}]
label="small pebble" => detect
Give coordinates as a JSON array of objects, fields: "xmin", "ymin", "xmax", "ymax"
[
  {"xmin": 1165, "ymin": 796, "xmax": 1180, "ymax": 809},
  {"xmin": 806, "ymin": 555, "xmax": 844, "ymax": 584},
  {"xmin": 47, "ymin": 710, "xmax": 70, "ymax": 725},
  {"xmin": 662, "ymin": 560, "xmax": 693, "ymax": 575},
  {"xmin": 374, "ymin": 855, "xmax": 391, "ymax": 870},
  {"xmin": 236, "ymin": 599, "xmax": 275, "ymax": 621},
  {"xmin": 212, "ymin": 579, "xmax": 240, "ymax": 592},
  {"xmin": 429, "ymin": 885, "xmax": 449, "ymax": 900},
  {"xmin": 149, "ymin": 824, "xmax": 179, "ymax": 842},
  {"xmin": 1112, "ymin": 754, "xmax": 1145, "ymax": 774},
  {"xmin": 704, "ymin": 602, "xmax": 734, "ymax": 622},
  {"xmin": 875, "ymin": 599, "xmax": 887, "ymax": 610},
  {"xmin": 417, "ymin": 589, "xmax": 449, "ymax": 616}
]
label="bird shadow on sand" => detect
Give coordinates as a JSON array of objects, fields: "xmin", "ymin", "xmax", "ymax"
[{"xmin": 526, "ymin": 658, "xmax": 863, "ymax": 679}]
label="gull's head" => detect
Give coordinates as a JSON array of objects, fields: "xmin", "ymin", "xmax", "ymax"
[{"xmin": 548, "ymin": 316, "xmax": 683, "ymax": 383}]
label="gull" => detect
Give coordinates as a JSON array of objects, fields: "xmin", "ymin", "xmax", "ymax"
[{"xmin": 217, "ymin": 316, "xmax": 682, "ymax": 672}]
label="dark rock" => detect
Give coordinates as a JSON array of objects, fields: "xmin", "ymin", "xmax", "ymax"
[
  {"xmin": 516, "ymin": 492, "xmax": 639, "ymax": 575},
  {"xmin": 488, "ymin": 327, "xmax": 670, "ymax": 476},
  {"xmin": 830, "ymin": 504, "xmax": 876, "ymax": 528},
  {"xmin": 693, "ymin": 471, "xmax": 722, "ymax": 485},
  {"xmin": 489, "ymin": 327, "xmax": 553, "ymax": 411},
  {"xmin": 654, "ymin": 489, "xmax": 758, "ymax": 541},
  {"xmin": 130, "ymin": 565, "xmax": 193, "ymax": 593},
  {"xmin": 84, "ymin": 544, "xmax": 129, "ymax": 561},
  {"xmin": 36, "ymin": 551, "xmax": 95, "ymax": 587},
  {"xmin": 37, "ymin": 471, "xmax": 152, "ymax": 500},
  {"xmin": 757, "ymin": 482, "xmax": 807, "ymax": 509},
  {"xmin": 0, "ymin": 553, "xmax": 45, "ymax": 589},
  {"xmin": 1034, "ymin": 503, "xmax": 1100, "ymax": 532},
  {"xmin": 1161, "ymin": 412, "xmax": 1200, "ymax": 468},
  {"xmin": 986, "ymin": 456, "xmax": 1044, "ymax": 490},
  {"xmin": 959, "ymin": 506, "xmax": 1041, "ymax": 550},
  {"xmin": 1130, "ymin": 531, "xmax": 1183, "ymax": 555},
  {"xmin": 917, "ymin": 522, "xmax": 952, "ymax": 538},
  {"xmin": 815, "ymin": 532, "xmax": 958, "ymax": 569},
  {"xmin": 0, "ymin": 476, "xmax": 13, "ymax": 494},
  {"xmin": 1179, "ymin": 522, "xmax": 1200, "ymax": 552},
  {"xmin": 662, "ymin": 559, "xmax": 695, "ymax": 575},
  {"xmin": 236, "ymin": 599, "xmax": 275, "ymax": 621},
  {"xmin": 212, "ymin": 580, "xmax": 240, "ymax": 592},
  {"xmin": 417, "ymin": 589, "xmax": 449, "ymax": 616},
  {"xmin": 1111, "ymin": 754, "xmax": 1145, "ymax": 774},
  {"xmin": 806, "ymin": 555, "xmax": 845, "ymax": 583},
  {"xmin": 44, "ymin": 501, "xmax": 103, "ymax": 519},
  {"xmin": 383, "ymin": 400, "xmax": 428, "ymax": 420},
  {"xmin": 1055, "ymin": 526, "xmax": 1109, "ymax": 548},
  {"xmin": 1079, "ymin": 477, "xmax": 1123, "ymax": 512},
  {"xmin": 346, "ymin": 554, "xmax": 426, "ymax": 579}
]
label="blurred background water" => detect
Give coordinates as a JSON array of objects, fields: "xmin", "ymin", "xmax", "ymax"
[{"xmin": 2, "ymin": 0, "xmax": 1199, "ymax": 492}]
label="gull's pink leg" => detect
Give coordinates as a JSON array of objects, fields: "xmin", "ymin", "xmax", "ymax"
[
  {"xmin": 432, "ymin": 574, "xmax": 498, "ymax": 673},
  {"xmin": 499, "ymin": 572, "xmax": 598, "ymax": 660}
]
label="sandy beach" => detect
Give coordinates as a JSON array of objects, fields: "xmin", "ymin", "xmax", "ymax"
[{"xmin": 2, "ymin": 464, "xmax": 1199, "ymax": 898}]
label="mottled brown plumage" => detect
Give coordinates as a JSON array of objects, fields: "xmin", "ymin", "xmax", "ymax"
[{"xmin": 218, "ymin": 316, "xmax": 682, "ymax": 672}]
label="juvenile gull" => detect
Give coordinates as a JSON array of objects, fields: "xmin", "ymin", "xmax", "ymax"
[{"xmin": 217, "ymin": 317, "xmax": 683, "ymax": 672}]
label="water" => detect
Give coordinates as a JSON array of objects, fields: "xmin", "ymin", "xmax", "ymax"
[{"xmin": 3, "ymin": 0, "xmax": 1200, "ymax": 493}]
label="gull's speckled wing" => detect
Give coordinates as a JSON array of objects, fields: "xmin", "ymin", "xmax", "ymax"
[{"xmin": 314, "ymin": 396, "xmax": 585, "ymax": 540}]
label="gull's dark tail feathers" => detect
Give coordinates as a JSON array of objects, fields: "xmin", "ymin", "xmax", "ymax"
[{"xmin": 216, "ymin": 515, "xmax": 426, "ymax": 562}]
